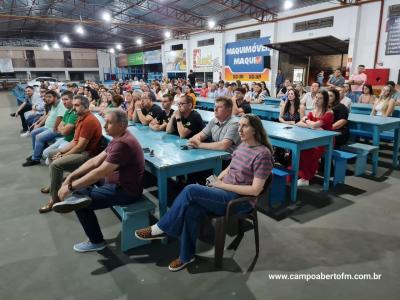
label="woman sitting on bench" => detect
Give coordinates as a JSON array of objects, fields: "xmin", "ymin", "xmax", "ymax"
[
  {"xmin": 371, "ymin": 85, "xmax": 395, "ymax": 117},
  {"xmin": 135, "ymin": 114, "xmax": 273, "ymax": 272},
  {"xmin": 328, "ymin": 89, "xmax": 349, "ymax": 148}
]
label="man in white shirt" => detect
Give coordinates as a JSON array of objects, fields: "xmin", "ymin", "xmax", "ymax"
[{"xmin": 300, "ymin": 82, "xmax": 320, "ymax": 117}]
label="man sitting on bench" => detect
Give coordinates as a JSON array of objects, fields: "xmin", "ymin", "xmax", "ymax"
[{"xmin": 53, "ymin": 109, "xmax": 145, "ymax": 253}]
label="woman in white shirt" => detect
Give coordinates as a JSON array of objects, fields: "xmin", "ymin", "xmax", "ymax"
[{"xmin": 371, "ymin": 85, "xmax": 395, "ymax": 117}]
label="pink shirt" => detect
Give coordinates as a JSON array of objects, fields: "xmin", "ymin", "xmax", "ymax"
[{"xmin": 350, "ymin": 73, "xmax": 367, "ymax": 92}]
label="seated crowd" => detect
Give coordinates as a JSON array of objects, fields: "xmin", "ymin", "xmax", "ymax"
[{"xmin": 10, "ymin": 70, "xmax": 400, "ymax": 272}]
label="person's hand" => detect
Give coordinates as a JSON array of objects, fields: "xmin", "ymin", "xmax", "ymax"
[
  {"xmin": 33, "ymin": 123, "xmax": 41, "ymax": 130},
  {"xmin": 52, "ymin": 152, "xmax": 63, "ymax": 161},
  {"xmin": 174, "ymin": 110, "xmax": 181, "ymax": 118},
  {"xmin": 134, "ymin": 100, "xmax": 142, "ymax": 109},
  {"xmin": 187, "ymin": 139, "xmax": 200, "ymax": 148},
  {"xmin": 58, "ymin": 185, "xmax": 71, "ymax": 202},
  {"xmin": 208, "ymin": 179, "xmax": 224, "ymax": 189},
  {"xmin": 62, "ymin": 173, "xmax": 75, "ymax": 186}
]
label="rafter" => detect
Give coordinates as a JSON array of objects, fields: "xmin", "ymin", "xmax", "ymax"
[{"xmin": 213, "ymin": 0, "xmax": 277, "ymax": 22}]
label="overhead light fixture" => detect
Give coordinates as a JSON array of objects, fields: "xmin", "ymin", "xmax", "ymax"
[
  {"xmin": 164, "ymin": 31, "xmax": 171, "ymax": 38},
  {"xmin": 208, "ymin": 20, "xmax": 216, "ymax": 29},
  {"xmin": 136, "ymin": 38, "xmax": 143, "ymax": 45},
  {"xmin": 43, "ymin": 44, "xmax": 50, "ymax": 51},
  {"xmin": 102, "ymin": 12, "xmax": 112, "ymax": 22},
  {"xmin": 284, "ymin": 0, "xmax": 293, "ymax": 10},
  {"xmin": 53, "ymin": 42, "xmax": 60, "ymax": 49},
  {"xmin": 61, "ymin": 35, "xmax": 70, "ymax": 44},
  {"xmin": 75, "ymin": 25, "xmax": 85, "ymax": 35},
  {"xmin": 116, "ymin": 43, "xmax": 122, "ymax": 50},
  {"xmin": 109, "ymin": 48, "xmax": 115, "ymax": 54}
]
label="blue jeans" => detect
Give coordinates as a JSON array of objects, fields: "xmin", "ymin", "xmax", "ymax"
[
  {"xmin": 31, "ymin": 127, "xmax": 60, "ymax": 161},
  {"xmin": 74, "ymin": 184, "xmax": 140, "ymax": 244},
  {"xmin": 42, "ymin": 138, "xmax": 69, "ymax": 160},
  {"xmin": 25, "ymin": 111, "xmax": 42, "ymax": 130},
  {"xmin": 157, "ymin": 184, "xmax": 251, "ymax": 263}
]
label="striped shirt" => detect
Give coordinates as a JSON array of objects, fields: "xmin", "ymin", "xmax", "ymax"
[{"xmin": 223, "ymin": 143, "xmax": 273, "ymax": 186}]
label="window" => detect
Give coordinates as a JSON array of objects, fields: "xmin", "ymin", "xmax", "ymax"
[
  {"xmin": 25, "ymin": 50, "xmax": 36, "ymax": 68},
  {"xmin": 63, "ymin": 51, "xmax": 72, "ymax": 68},
  {"xmin": 171, "ymin": 44, "xmax": 183, "ymax": 50},
  {"xmin": 294, "ymin": 16, "xmax": 334, "ymax": 32},
  {"xmin": 236, "ymin": 30, "xmax": 260, "ymax": 41},
  {"xmin": 197, "ymin": 38, "xmax": 214, "ymax": 47}
]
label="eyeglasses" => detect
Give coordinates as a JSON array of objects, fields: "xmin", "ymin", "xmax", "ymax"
[{"xmin": 178, "ymin": 102, "xmax": 189, "ymax": 106}]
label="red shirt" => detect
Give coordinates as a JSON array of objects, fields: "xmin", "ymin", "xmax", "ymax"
[
  {"xmin": 73, "ymin": 112, "xmax": 103, "ymax": 156},
  {"xmin": 307, "ymin": 111, "xmax": 334, "ymax": 131}
]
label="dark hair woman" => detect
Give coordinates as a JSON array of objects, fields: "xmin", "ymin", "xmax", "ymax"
[{"xmin": 328, "ymin": 89, "xmax": 349, "ymax": 147}]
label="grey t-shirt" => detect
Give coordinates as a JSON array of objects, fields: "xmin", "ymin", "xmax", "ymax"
[{"xmin": 201, "ymin": 116, "xmax": 241, "ymax": 154}]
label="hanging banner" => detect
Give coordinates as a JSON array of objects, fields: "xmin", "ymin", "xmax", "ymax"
[
  {"xmin": 193, "ymin": 46, "xmax": 213, "ymax": 72},
  {"xmin": 0, "ymin": 58, "xmax": 14, "ymax": 72},
  {"xmin": 127, "ymin": 52, "xmax": 144, "ymax": 65},
  {"xmin": 144, "ymin": 50, "xmax": 162, "ymax": 64},
  {"xmin": 165, "ymin": 50, "xmax": 186, "ymax": 72},
  {"xmin": 385, "ymin": 15, "xmax": 400, "ymax": 55},
  {"xmin": 117, "ymin": 53, "xmax": 128, "ymax": 67},
  {"xmin": 224, "ymin": 37, "xmax": 270, "ymax": 82}
]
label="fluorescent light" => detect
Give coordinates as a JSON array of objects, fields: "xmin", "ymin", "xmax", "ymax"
[
  {"xmin": 284, "ymin": 0, "xmax": 293, "ymax": 10},
  {"xmin": 61, "ymin": 35, "xmax": 70, "ymax": 44},
  {"xmin": 53, "ymin": 42, "xmax": 60, "ymax": 49},
  {"xmin": 208, "ymin": 20, "xmax": 216, "ymax": 29},
  {"xmin": 75, "ymin": 25, "xmax": 84, "ymax": 35},
  {"xmin": 136, "ymin": 38, "xmax": 142, "ymax": 45},
  {"xmin": 116, "ymin": 43, "xmax": 122, "ymax": 50},
  {"xmin": 43, "ymin": 44, "xmax": 50, "ymax": 51},
  {"xmin": 164, "ymin": 31, "xmax": 171, "ymax": 38},
  {"xmin": 109, "ymin": 48, "xmax": 115, "ymax": 54},
  {"xmin": 102, "ymin": 12, "xmax": 112, "ymax": 22}
]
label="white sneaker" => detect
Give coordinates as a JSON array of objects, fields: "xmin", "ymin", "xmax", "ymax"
[
  {"xmin": 297, "ymin": 179, "xmax": 310, "ymax": 187},
  {"xmin": 20, "ymin": 131, "xmax": 31, "ymax": 137}
]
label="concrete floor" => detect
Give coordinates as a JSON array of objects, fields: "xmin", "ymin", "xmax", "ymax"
[{"xmin": 1, "ymin": 91, "xmax": 400, "ymax": 300}]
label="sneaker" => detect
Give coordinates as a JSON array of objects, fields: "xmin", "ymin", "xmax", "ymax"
[
  {"xmin": 135, "ymin": 227, "xmax": 167, "ymax": 241},
  {"xmin": 168, "ymin": 257, "xmax": 196, "ymax": 272},
  {"xmin": 52, "ymin": 194, "xmax": 92, "ymax": 213},
  {"xmin": 10, "ymin": 113, "xmax": 16, "ymax": 117},
  {"xmin": 297, "ymin": 179, "xmax": 310, "ymax": 187},
  {"xmin": 22, "ymin": 159, "xmax": 40, "ymax": 167},
  {"xmin": 73, "ymin": 240, "xmax": 106, "ymax": 253},
  {"xmin": 20, "ymin": 131, "xmax": 31, "ymax": 137}
]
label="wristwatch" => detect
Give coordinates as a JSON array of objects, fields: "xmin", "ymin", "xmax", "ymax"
[
  {"xmin": 176, "ymin": 118, "xmax": 182, "ymax": 122},
  {"xmin": 68, "ymin": 181, "xmax": 74, "ymax": 192}
]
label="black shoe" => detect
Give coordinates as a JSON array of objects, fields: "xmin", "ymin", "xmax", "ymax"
[
  {"xmin": 26, "ymin": 155, "xmax": 33, "ymax": 161},
  {"xmin": 10, "ymin": 113, "xmax": 16, "ymax": 117},
  {"xmin": 22, "ymin": 160, "xmax": 40, "ymax": 167}
]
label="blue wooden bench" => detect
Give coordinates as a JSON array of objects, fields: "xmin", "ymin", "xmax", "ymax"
[
  {"xmin": 341, "ymin": 143, "xmax": 379, "ymax": 176},
  {"xmin": 112, "ymin": 196, "xmax": 156, "ymax": 251},
  {"xmin": 268, "ymin": 168, "xmax": 290, "ymax": 207},
  {"xmin": 349, "ymin": 129, "xmax": 395, "ymax": 142},
  {"xmin": 332, "ymin": 150, "xmax": 357, "ymax": 186}
]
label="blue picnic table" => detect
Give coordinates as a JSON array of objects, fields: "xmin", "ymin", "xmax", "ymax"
[
  {"xmin": 351, "ymin": 103, "xmax": 400, "ymax": 118},
  {"xmin": 94, "ymin": 114, "xmax": 230, "ymax": 218}
]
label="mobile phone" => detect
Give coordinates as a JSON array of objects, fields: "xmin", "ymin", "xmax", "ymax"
[
  {"xmin": 283, "ymin": 126, "xmax": 293, "ymax": 129},
  {"xmin": 206, "ymin": 175, "xmax": 217, "ymax": 186}
]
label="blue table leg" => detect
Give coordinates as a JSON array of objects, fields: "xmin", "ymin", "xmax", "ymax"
[
  {"xmin": 393, "ymin": 127, "xmax": 400, "ymax": 168},
  {"xmin": 290, "ymin": 147, "xmax": 300, "ymax": 202},
  {"xmin": 323, "ymin": 139, "xmax": 333, "ymax": 191},
  {"xmin": 371, "ymin": 126, "xmax": 380, "ymax": 176},
  {"xmin": 157, "ymin": 170, "xmax": 168, "ymax": 218},
  {"xmin": 213, "ymin": 159, "xmax": 223, "ymax": 176}
]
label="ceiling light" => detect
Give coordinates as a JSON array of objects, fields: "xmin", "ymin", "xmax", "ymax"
[
  {"xmin": 75, "ymin": 25, "xmax": 84, "ymax": 35},
  {"xmin": 208, "ymin": 20, "xmax": 216, "ymax": 29},
  {"xmin": 53, "ymin": 42, "xmax": 60, "ymax": 49},
  {"xmin": 43, "ymin": 44, "xmax": 50, "ymax": 51},
  {"xmin": 61, "ymin": 35, "xmax": 70, "ymax": 44},
  {"xmin": 116, "ymin": 43, "xmax": 122, "ymax": 50},
  {"xmin": 136, "ymin": 38, "xmax": 143, "ymax": 45},
  {"xmin": 109, "ymin": 48, "xmax": 115, "ymax": 54},
  {"xmin": 102, "ymin": 12, "xmax": 112, "ymax": 22},
  {"xmin": 284, "ymin": 0, "xmax": 293, "ymax": 10},
  {"xmin": 164, "ymin": 31, "xmax": 171, "ymax": 38}
]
